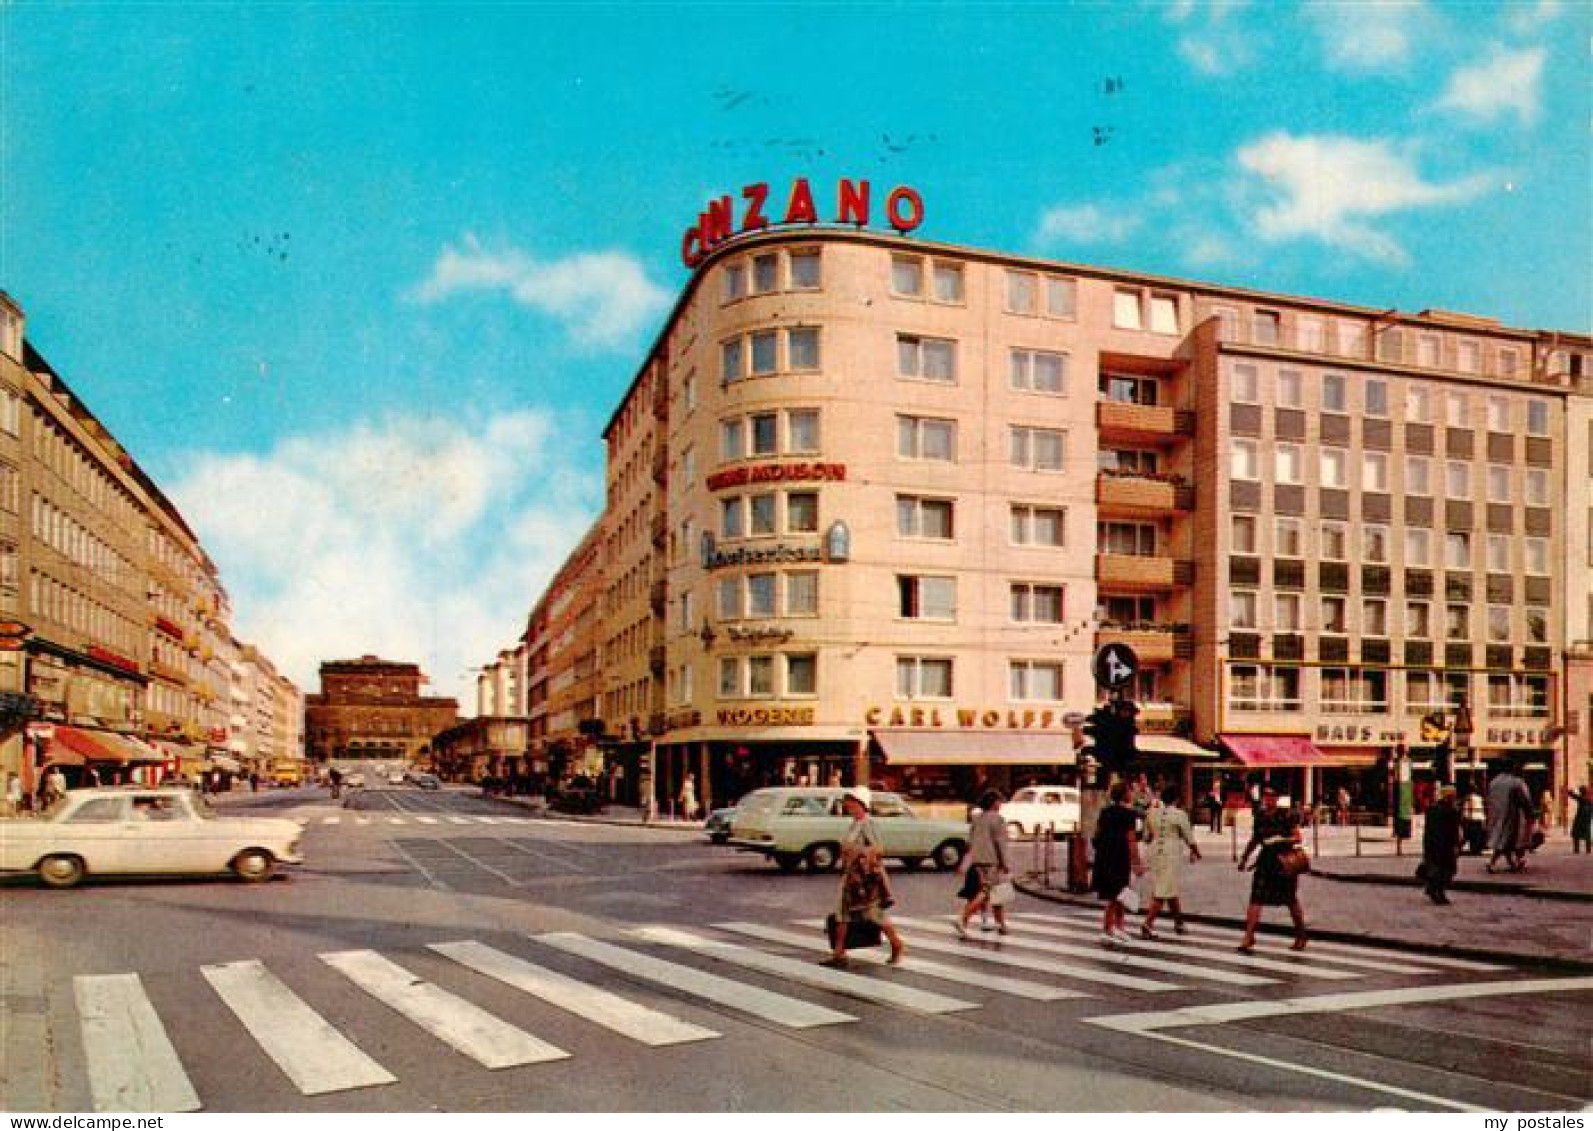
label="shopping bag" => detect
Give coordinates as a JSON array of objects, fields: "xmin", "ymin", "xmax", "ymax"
[
  {"xmin": 1276, "ymin": 846, "xmax": 1311, "ymax": 878},
  {"xmin": 1117, "ymin": 885, "xmax": 1141, "ymax": 913},
  {"xmin": 824, "ymin": 913, "xmax": 883, "ymax": 949},
  {"xmin": 989, "ymin": 879, "xmax": 1016, "ymax": 907}
]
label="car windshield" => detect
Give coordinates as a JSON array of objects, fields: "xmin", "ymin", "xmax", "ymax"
[
  {"xmin": 1012, "ymin": 789, "xmax": 1039, "ymax": 804},
  {"xmin": 738, "ymin": 791, "xmax": 781, "ymax": 814}
]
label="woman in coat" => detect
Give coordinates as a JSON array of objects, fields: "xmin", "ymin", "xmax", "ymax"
[
  {"xmin": 1140, "ymin": 784, "xmax": 1201, "ymax": 937},
  {"xmin": 1236, "ymin": 787, "xmax": 1308, "ymax": 953},
  {"xmin": 956, "ymin": 789, "xmax": 1012, "ymax": 937},
  {"xmin": 826, "ymin": 787, "xmax": 905, "ymax": 967},
  {"xmin": 1420, "ymin": 785, "xmax": 1464, "ymax": 904},
  {"xmin": 1092, "ymin": 780, "xmax": 1144, "ymax": 945}
]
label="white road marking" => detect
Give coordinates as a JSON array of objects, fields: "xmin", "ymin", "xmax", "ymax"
[
  {"xmin": 533, "ymin": 932, "xmax": 855, "ymax": 1029},
  {"xmin": 200, "ymin": 960, "xmax": 395, "ymax": 1095},
  {"xmin": 633, "ymin": 926, "xmax": 977, "ymax": 1014},
  {"xmin": 433, "ymin": 840, "xmax": 523, "ymax": 887},
  {"xmin": 448, "ymin": 816, "xmax": 473, "ymax": 825},
  {"xmin": 320, "ymin": 816, "xmax": 341, "ymax": 825},
  {"xmin": 74, "ymin": 974, "xmax": 201, "ymax": 1113},
  {"xmin": 416, "ymin": 816, "xmax": 439, "ymax": 825},
  {"xmin": 473, "ymin": 816, "xmax": 503, "ymax": 825},
  {"xmin": 1004, "ymin": 917, "xmax": 1362, "ymax": 979},
  {"xmin": 354, "ymin": 817, "xmax": 371, "ymax": 826},
  {"xmin": 893, "ymin": 916, "xmax": 1276, "ymax": 987},
  {"xmin": 386, "ymin": 817, "xmax": 408, "ymax": 826},
  {"xmin": 319, "ymin": 949, "xmax": 568, "ymax": 1069},
  {"xmin": 429, "ymin": 940, "xmax": 719, "ymax": 1046},
  {"xmin": 713, "ymin": 921, "xmax": 1089, "ymax": 1002}
]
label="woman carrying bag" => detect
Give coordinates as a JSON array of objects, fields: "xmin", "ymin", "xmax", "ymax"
[
  {"xmin": 1236, "ymin": 786, "xmax": 1309, "ymax": 953},
  {"xmin": 956, "ymin": 789, "xmax": 1013, "ymax": 937},
  {"xmin": 824, "ymin": 787, "xmax": 906, "ymax": 967}
]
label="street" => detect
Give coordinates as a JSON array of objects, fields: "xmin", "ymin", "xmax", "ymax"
[{"xmin": 2, "ymin": 784, "xmax": 1589, "ymax": 1114}]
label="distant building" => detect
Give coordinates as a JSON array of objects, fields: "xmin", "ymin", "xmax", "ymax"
[{"xmin": 304, "ymin": 655, "xmax": 457, "ymax": 766}]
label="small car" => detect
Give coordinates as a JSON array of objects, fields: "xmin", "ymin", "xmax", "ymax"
[
  {"xmin": 728, "ymin": 786, "xmax": 968, "ymax": 873},
  {"xmin": 1000, "ymin": 785, "xmax": 1082, "ymax": 837},
  {"xmin": 704, "ymin": 806, "xmax": 738, "ymax": 843},
  {"xmin": 387, "ymin": 772, "xmax": 406, "ymax": 786},
  {"xmin": 345, "ymin": 773, "xmax": 366, "ymax": 789},
  {"xmin": 413, "ymin": 773, "xmax": 441, "ymax": 790},
  {"xmin": 0, "ymin": 787, "xmax": 304, "ymax": 888}
]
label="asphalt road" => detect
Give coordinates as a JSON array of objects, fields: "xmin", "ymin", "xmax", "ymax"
[{"xmin": 2, "ymin": 784, "xmax": 1588, "ymax": 1114}]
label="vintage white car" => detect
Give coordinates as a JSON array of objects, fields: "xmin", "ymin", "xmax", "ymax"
[
  {"xmin": 0, "ymin": 787, "xmax": 304, "ymax": 888},
  {"xmin": 729, "ymin": 787, "xmax": 969, "ymax": 872},
  {"xmin": 1000, "ymin": 784, "xmax": 1082, "ymax": 837}
]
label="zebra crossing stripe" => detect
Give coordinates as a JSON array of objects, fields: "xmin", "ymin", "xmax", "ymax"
[
  {"xmin": 793, "ymin": 918, "xmax": 1180, "ymax": 992},
  {"xmin": 533, "ymin": 932, "xmax": 856, "ymax": 1029},
  {"xmin": 200, "ymin": 960, "xmax": 396, "ymax": 1095},
  {"xmin": 320, "ymin": 949, "xmax": 569, "ymax": 1069},
  {"xmin": 416, "ymin": 816, "xmax": 439, "ymax": 825},
  {"xmin": 386, "ymin": 817, "xmax": 408, "ymax": 826},
  {"xmin": 633, "ymin": 926, "xmax": 978, "ymax": 1014},
  {"xmin": 714, "ymin": 921, "xmax": 1090, "ymax": 1002},
  {"xmin": 429, "ymin": 940, "xmax": 720, "ymax": 1046},
  {"xmin": 1003, "ymin": 917, "xmax": 1363, "ymax": 980},
  {"xmin": 321, "ymin": 816, "xmax": 340, "ymax": 825},
  {"xmin": 448, "ymin": 817, "xmax": 472, "ymax": 825},
  {"xmin": 354, "ymin": 817, "xmax": 371, "ymax": 826},
  {"xmin": 473, "ymin": 816, "xmax": 502, "ymax": 825},
  {"xmin": 892, "ymin": 916, "xmax": 1277, "ymax": 987},
  {"xmin": 74, "ymin": 974, "xmax": 201, "ymax": 1113}
]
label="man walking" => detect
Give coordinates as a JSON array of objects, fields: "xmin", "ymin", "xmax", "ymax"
[{"xmin": 1421, "ymin": 786, "xmax": 1464, "ymax": 904}]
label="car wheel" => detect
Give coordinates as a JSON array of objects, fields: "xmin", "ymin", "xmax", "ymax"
[
  {"xmin": 805, "ymin": 842, "xmax": 840, "ymax": 872},
  {"xmin": 709, "ymin": 833, "xmax": 729, "ymax": 844},
  {"xmin": 900, "ymin": 856, "xmax": 924, "ymax": 871},
  {"xmin": 931, "ymin": 840, "xmax": 966, "ymax": 871},
  {"xmin": 37, "ymin": 854, "xmax": 85, "ymax": 889},
  {"xmin": 773, "ymin": 852, "xmax": 802, "ymax": 872},
  {"xmin": 231, "ymin": 849, "xmax": 276, "ymax": 883}
]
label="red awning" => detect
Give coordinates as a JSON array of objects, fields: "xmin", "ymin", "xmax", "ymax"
[
  {"xmin": 49, "ymin": 727, "xmax": 165, "ymax": 765},
  {"xmin": 873, "ymin": 729, "xmax": 1075, "ymax": 766},
  {"xmin": 1220, "ymin": 734, "xmax": 1333, "ymax": 767}
]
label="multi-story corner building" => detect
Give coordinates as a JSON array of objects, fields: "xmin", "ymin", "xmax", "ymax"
[
  {"xmin": 303, "ymin": 655, "xmax": 457, "ymax": 768},
  {"xmin": 529, "ymin": 522, "xmax": 607, "ymax": 789},
  {"xmin": 0, "ymin": 292, "xmax": 278, "ymax": 797},
  {"xmin": 549, "ymin": 207, "xmax": 1587, "ymax": 819}
]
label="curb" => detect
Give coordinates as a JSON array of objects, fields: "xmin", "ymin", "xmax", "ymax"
[
  {"xmin": 1012, "ymin": 878, "xmax": 1593, "ymax": 973},
  {"xmin": 1312, "ymin": 867, "xmax": 1593, "ymax": 904}
]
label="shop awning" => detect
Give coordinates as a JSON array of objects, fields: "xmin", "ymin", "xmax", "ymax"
[
  {"xmin": 207, "ymin": 753, "xmax": 243, "ymax": 773},
  {"xmin": 872, "ymin": 730, "xmax": 1075, "ymax": 766},
  {"xmin": 49, "ymin": 726, "xmax": 166, "ymax": 765},
  {"xmin": 1135, "ymin": 734, "xmax": 1219, "ymax": 758},
  {"xmin": 1220, "ymin": 734, "xmax": 1333, "ymax": 767}
]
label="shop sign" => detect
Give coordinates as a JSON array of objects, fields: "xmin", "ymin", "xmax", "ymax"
[
  {"xmin": 864, "ymin": 706, "xmax": 1067, "ymax": 730},
  {"xmin": 725, "ymin": 623, "xmax": 794, "ymax": 643},
  {"xmin": 1315, "ymin": 724, "xmax": 1411, "ymax": 745},
  {"xmin": 663, "ymin": 709, "xmax": 702, "ymax": 730},
  {"xmin": 715, "ymin": 705, "xmax": 816, "ymax": 726},
  {"xmin": 682, "ymin": 178, "xmax": 925, "ymax": 268},
  {"xmin": 88, "ymin": 646, "xmax": 141, "ymax": 674},
  {"xmin": 1484, "ymin": 725, "xmax": 1557, "ymax": 747},
  {"xmin": 702, "ymin": 538, "xmax": 822, "ymax": 571},
  {"xmin": 705, "ymin": 462, "xmax": 846, "ymax": 492}
]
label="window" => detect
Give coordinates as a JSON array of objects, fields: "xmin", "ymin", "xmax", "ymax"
[
  {"xmin": 721, "ymin": 497, "xmax": 744, "ymax": 538},
  {"xmin": 1337, "ymin": 320, "xmax": 1366, "ymax": 357},
  {"xmin": 717, "ymin": 577, "xmax": 741, "ymax": 619},
  {"xmin": 932, "ymin": 262, "xmax": 964, "ymax": 303},
  {"xmin": 788, "ymin": 327, "xmax": 821, "ymax": 371},
  {"xmin": 1487, "ymin": 395, "xmax": 1510, "ymax": 432},
  {"xmin": 1487, "ymin": 605, "xmax": 1510, "ymax": 643},
  {"xmin": 1526, "ymin": 399, "xmax": 1549, "ymax": 437},
  {"xmin": 1296, "ymin": 317, "xmax": 1324, "ymax": 352},
  {"xmin": 1526, "ymin": 468, "xmax": 1549, "ymax": 507},
  {"xmin": 1105, "ymin": 596, "xmax": 1156, "ymax": 624},
  {"xmin": 1010, "ymin": 660, "xmax": 1064, "ymax": 701},
  {"xmin": 719, "ymin": 657, "xmax": 740, "ymax": 696},
  {"xmin": 1445, "ymin": 461, "xmax": 1471, "ymax": 499},
  {"xmin": 1045, "ymin": 277, "xmax": 1076, "ymax": 318},
  {"xmin": 1275, "ymin": 443, "xmax": 1302, "ymax": 484},
  {"xmin": 1231, "ymin": 439, "xmax": 1260, "ymax": 481},
  {"xmin": 1276, "ymin": 518, "xmax": 1303, "ymax": 557},
  {"xmin": 787, "ymin": 492, "xmax": 819, "ymax": 534},
  {"xmin": 1457, "ymin": 340, "xmax": 1480, "ymax": 374},
  {"xmin": 1228, "ymin": 664, "xmax": 1301, "ymax": 711},
  {"xmin": 1011, "ymin": 504, "xmax": 1066, "ymax": 547},
  {"xmin": 1446, "ymin": 604, "xmax": 1469, "ymax": 640},
  {"xmin": 1405, "ymin": 528, "xmax": 1430, "ymax": 567},
  {"xmin": 785, "ymin": 571, "xmax": 818, "ymax": 616},
  {"xmin": 1447, "ymin": 392, "xmax": 1469, "ymax": 428},
  {"xmin": 1100, "ymin": 521, "xmax": 1157, "ymax": 556},
  {"xmin": 787, "ymin": 409, "xmax": 819, "ymax": 453},
  {"xmin": 1277, "ymin": 369, "xmax": 1304, "ymax": 408},
  {"xmin": 1254, "ymin": 310, "xmax": 1280, "ymax": 345},
  {"xmin": 1487, "ymin": 534, "xmax": 1511, "ymax": 572},
  {"xmin": 1406, "ymin": 385, "xmax": 1432, "ymax": 423},
  {"xmin": 748, "ymin": 655, "xmax": 774, "ymax": 696},
  {"xmin": 1231, "ymin": 591, "xmax": 1257, "ymax": 629},
  {"xmin": 1010, "ymin": 349, "xmax": 1067, "ymax": 394},
  {"xmin": 1230, "ymin": 363, "xmax": 1259, "ymax": 403},
  {"xmin": 749, "ymin": 330, "xmax": 778, "ymax": 375},
  {"xmin": 1363, "ymin": 451, "xmax": 1389, "ymax": 492},
  {"xmin": 682, "ymin": 371, "xmax": 697, "ymax": 413},
  {"xmin": 752, "ymin": 253, "xmax": 778, "ymax": 293},
  {"xmin": 750, "ymin": 413, "xmax": 779, "ymax": 455},
  {"xmin": 1405, "ymin": 600, "xmax": 1431, "ymax": 637},
  {"xmin": 1010, "ymin": 583, "xmax": 1064, "ymax": 624},
  {"xmin": 1322, "ymin": 374, "xmax": 1348, "ymax": 413},
  {"xmin": 1363, "ymin": 598, "xmax": 1388, "ymax": 636},
  {"xmin": 1149, "ymin": 294, "xmax": 1179, "ymax": 334},
  {"xmin": 1362, "ymin": 525, "xmax": 1389, "ymax": 563},
  {"xmin": 1275, "ymin": 592, "xmax": 1302, "ymax": 631},
  {"xmin": 1365, "ymin": 379, "xmax": 1388, "ymax": 417},
  {"xmin": 723, "ymin": 262, "xmax": 746, "ymax": 302},
  {"xmin": 1525, "ymin": 606, "xmax": 1548, "ymax": 644},
  {"xmin": 1417, "ymin": 334, "xmax": 1441, "ymax": 367},
  {"xmin": 721, "ymin": 339, "xmax": 743, "ymax": 384},
  {"xmin": 897, "ymin": 656, "xmax": 953, "ymax": 699},
  {"xmin": 1006, "ymin": 271, "xmax": 1036, "ymax": 314},
  {"xmin": 1010, "ymin": 426, "xmax": 1065, "ymax": 471},
  {"xmin": 897, "ymin": 415, "xmax": 956, "ymax": 462},
  {"xmin": 897, "ymin": 495, "xmax": 954, "ymax": 540},
  {"xmin": 1525, "ymin": 537, "xmax": 1548, "ymax": 575},
  {"xmin": 1113, "ymin": 290, "xmax": 1142, "ymax": 330},
  {"xmin": 1321, "ymin": 595, "xmax": 1347, "ymax": 633},
  {"xmin": 785, "ymin": 653, "xmax": 817, "ymax": 695},
  {"xmin": 789, "ymin": 250, "xmax": 821, "ymax": 290},
  {"xmin": 1406, "ymin": 456, "xmax": 1431, "ymax": 495},
  {"xmin": 898, "ymin": 575, "xmax": 956, "ymax": 620},
  {"xmin": 746, "ymin": 573, "xmax": 776, "ymax": 617},
  {"xmin": 898, "ymin": 335, "xmax": 957, "ymax": 382},
  {"xmin": 1100, "ymin": 449, "xmax": 1159, "ymax": 474},
  {"xmin": 1321, "ymin": 522, "xmax": 1348, "ymax": 560},
  {"xmin": 1320, "ymin": 447, "xmax": 1348, "ymax": 488},
  {"xmin": 720, "ymin": 418, "xmax": 745, "ymax": 460},
  {"xmin": 1232, "ymin": 514, "xmax": 1257, "ymax": 554},
  {"xmin": 1486, "ymin": 465, "xmax": 1511, "ymax": 504},
  {"xmin": 891, "ymin": 256, "xmax": 924, "ymax": 296},
  {"xmin": 1100, "ymin": 372, "xmax": 1159, "ymax": 405}
]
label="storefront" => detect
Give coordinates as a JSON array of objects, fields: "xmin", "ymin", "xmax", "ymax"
[
  {"xmin": 1217, "ymin": 733, "xmax": 1344, "ymax": 814},
  {"xmin": 868, "ymin": 729, "xmax": 1075, "ymax": 808},
  {"xmin": 40, "ymin": 724, "xmax": 167, "ymax": 789}
]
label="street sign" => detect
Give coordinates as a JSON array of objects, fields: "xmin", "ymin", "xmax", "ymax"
[{"xmin": 1092, "ymin": 643, "xmax": 1139, "ymax": 690}]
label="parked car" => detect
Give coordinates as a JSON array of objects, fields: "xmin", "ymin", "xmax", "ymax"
[
  {"xmin": 345, "ymin": 773, "xmax": 366, "ymax": 789},
  {"xmin": 1000, "ymin": 785, "xmax": 1082, "ymax": 837},
  {"xmin": 704, "ymin": 806, "xmax": 738, "ymax": 844},
  {"xmin": 0, "ymin": 787, "xmax": 305, "ymax": 889},
  {"xmin": 413, "ymin": 773, "xmax": 441, "ymax": 790},
  {"xmin": 728, "ymin": 786, "xmax": 968, "ymax": 873},
  {"xmin": 387, "ymin": 772, "xmax": 406, "ymax": 786}
]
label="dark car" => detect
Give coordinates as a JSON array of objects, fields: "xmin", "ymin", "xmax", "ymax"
[
  {"xmin": 413, "ymin": 773, "xmax": 441, "ymax": 790},
  {"xmin": 705, "ymin": 806, "xmax": 738, "ymax": 843}
]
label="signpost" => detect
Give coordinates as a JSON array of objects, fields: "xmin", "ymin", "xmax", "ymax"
[{"xmin": 1069, "ymin": 644, "xmax": 1141, "ymax": 893}]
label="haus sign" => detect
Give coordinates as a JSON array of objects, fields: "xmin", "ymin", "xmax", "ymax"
[{"xmin": 682, "ymin": 178, "xmax": 925, "ymax": 268}]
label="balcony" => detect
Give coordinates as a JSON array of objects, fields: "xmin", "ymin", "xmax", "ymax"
[
  {"xmin": 1094, "ymin": 623, "xmax": 1192, "ymax": 664},
  {"xmin": 1133, "ymin": 701, "xmax": 1193, "ymax": 736},
  {"xmin": 1097, "ymin": 400, "xmax": 1195, "ymax": 444},
  {"xmin": 1096, "ymin": 471, "xmax": 1193, "ymax": 517},
  {"xmin": 1096, "ymin": 554, "xmax": 1193, "ymax": 593}
]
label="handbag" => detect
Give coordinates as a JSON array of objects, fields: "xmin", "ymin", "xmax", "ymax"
[
  {"xmin": 989, "ymin": 879, "xmax": 1016, "ymax": 907},
  {"xmin": 1117, "ymin": 884, "xmax": 1141, "ymax": 913},
  {"xmin": 1276, "ymin": 846, "xmax": 1311, "ymax": 878},
  {"xmin": 824, "ymin": 913, "xmax": 883, "ymax": 950}
]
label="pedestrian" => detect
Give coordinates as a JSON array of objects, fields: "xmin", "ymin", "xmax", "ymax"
[
  {"xmin": 679, "ymin": 773, "xmax": 698, "ymax": 821},
  {"xmin": 3, "ymin": 772, "xmax": 21, "ymax": 817},
  {"xmin": 1485, "ymin": 762, "xmax": 1533, "ymax": 873},
  {"xmin": 1141, "ymin": 784, "xmax": 1201, "ymax": 938},
  {"xmin": 1335, "ymin": 786, "xmax": 1352, "ymax": 826},
  {"xmin": 1420, "ymin": 785, "xmax": 1465, "ymax": 904},
  {"xmin": 824, "ymin": 786, "xmax": 905, "ymax": 967},
  {"xmin": 1092, "ymin": 780, "xmax": 1143, "ymax": 945},
  {"xmin": 1460, "ymin": 788, "xmax": 1487, "ymax": 854},
  {"xmin": 1570, "ymin": 786, "xmax": 1592, "ymax": 854},
  {"xmin": 1236, "ymin": 786, "xmax": 1308, "ymax": 953},
  {"xmin": 956, "ymin": 788, "xmax": 1012, "ymax": 938},
  {"xmin": 1205, "ymin": 783, "xmax": 1223, "ymax": 833}
]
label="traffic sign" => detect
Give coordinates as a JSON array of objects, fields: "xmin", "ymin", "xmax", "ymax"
[{"xmin": 1092, "ymin": 643, "xmax": 1139, "ymax": 690}]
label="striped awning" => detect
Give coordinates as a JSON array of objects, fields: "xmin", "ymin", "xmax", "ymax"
[
  {"xmin": 872, "ymin": 729, "xmax": 1075, "ymax": 766},
  {"xmin": 50, "ymin": 727, "xmax": 166, "ymax": 765}
]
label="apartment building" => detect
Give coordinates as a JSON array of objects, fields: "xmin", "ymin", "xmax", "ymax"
[{"xmin": 556, "ymin": 220, "xmax": 1587, "ymax": 818}]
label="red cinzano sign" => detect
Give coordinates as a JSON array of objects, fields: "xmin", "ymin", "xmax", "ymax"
[{"xmin": 682, "ymin": 177, "xmax": 924, "ymax": 268}]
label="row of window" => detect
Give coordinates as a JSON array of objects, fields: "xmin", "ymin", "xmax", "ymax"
[
  {"xmin": 1232, "ymin": 441, "xmax": 1554, "ymax": 502},
  {"xmin": 31, "ymin": 493, "xmax": 138, "ymax": 589},
  {"xmin": 1229, "ymin": 665, "xmax": 1551, "ymax": 717},
  {"xmin": 1231, "ymin": 591, "xmax": 1550, "ymax": 642},
  {"xmin": 1231, "ymin": 514, "xmax": 1552, "ymax": 575},
  {"xmin": 29, "ymin": 568, "xmax": 141, "ymax": 655},
  {"xmin": 709, "ymin": 653, "xmax": 1071, "ymax": 703}
]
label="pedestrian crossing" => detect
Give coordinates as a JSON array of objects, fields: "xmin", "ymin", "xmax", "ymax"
[
  {"xmin": 54, "ymin": 910, "xmax": 1555, "ymax": 1111},
  {"xmin": 314, "ymin": 813, "xmax": 538, "ymax": 827}
]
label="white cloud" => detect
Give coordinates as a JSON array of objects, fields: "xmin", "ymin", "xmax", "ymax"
[
  {"xmin": 1433, "ymin": 46, "xmax": 1546, "ymax": 126},
  {"xmin": 1506, "ymin": 0, "xmax": 1563, "ymax": 35},
  {"xmin": 1304, "ymin": 0, "xmax": 1426, "ymax": 72},
  {"xmin": 1235, "ymin": 132, "xmax": 1492, "ymax": 264},
  {"xmin": 168, "ymin": 409, "xmax": 600, "ymax": 709},
  {"xmin": 1035, "ymin": 203, "xmax": 1143, "ymax": 246},
  {"xmin": 1164, "ymin": 0, "xmax": 1258, "ymax": 76},
  {"xmin": 411, "ymin": 235, "xmax": 671, "ymax": 350}
]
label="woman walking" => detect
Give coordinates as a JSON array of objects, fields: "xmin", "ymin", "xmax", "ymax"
[
  {"xmin": 956, "ymin": 789, "xmax": 1012, "ymax": 938},
  {"xmin": 825, "ymin": 787, "xmax": 905, "ymax": 967},
  {"xmin": 1236, "ymin": 787, "xmax": 1308, "ymax": 953},
  {"xmin": 1092, "ymin": 780, "xmax": 1144, "ymax": 945},
  {"xmin": 1420, "ymin": 785, "xmax": 1464, "ymax": 904},
  {"xmin": 1141, "ymin": 784, "xmax": 1201, "ymax": 938},
  {"xmin": 1571, "ymin": 785, "xmax": 1592, "ymax": 854}
]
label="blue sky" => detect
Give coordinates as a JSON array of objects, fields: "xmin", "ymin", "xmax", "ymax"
[{"xmin": 2, "ymin": 1, "xmax": 1587, "ymax": 705}]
